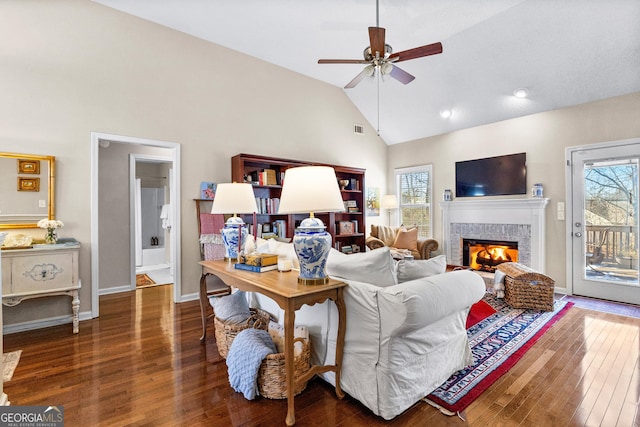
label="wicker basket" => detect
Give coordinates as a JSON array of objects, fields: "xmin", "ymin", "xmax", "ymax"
[
  {"xmin": 497, "ymin": 262, "xmax": 555, "ymax": 311},
  {"xmin": 258, "ymin": 337, "xmax": 311, "ymax": 399},
  {"xmin": 214, "ymin": 308, "xmax": 272, "ymax": 359}
]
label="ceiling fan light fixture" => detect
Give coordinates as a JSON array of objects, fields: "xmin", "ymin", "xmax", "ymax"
[
  {"xmin": 364, "ymin": 64, "xmax": 376, "ymax": 77},
  {"xmin": 440, "ymin": 109, "xmax": 452, "ymax": 119},
  {"xmin": 513, "ymin": 88, "xmax": 529, "ymax": 98},
  {"xmin": 380, "ymin": 62, "xmax": 393, "ymax": 75}
]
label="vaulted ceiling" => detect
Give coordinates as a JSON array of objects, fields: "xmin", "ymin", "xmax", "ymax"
[{"xmin": 93, "ymin": 0, "xmax": 640, "ymax": 145}]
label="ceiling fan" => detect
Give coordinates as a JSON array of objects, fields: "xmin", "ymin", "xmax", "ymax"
[{"xmin": 318, "ymin": 0, "xmax": 443, "ymax": 89}]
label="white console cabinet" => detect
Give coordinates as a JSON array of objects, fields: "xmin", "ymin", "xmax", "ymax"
[{"xmin": 1, "ymin": 240, "xmax": 80, "ymax": 334}]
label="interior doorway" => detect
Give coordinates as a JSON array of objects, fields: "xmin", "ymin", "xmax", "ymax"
[
  {"xmin": 90, "ymin": 132, "xmax": 181, "ymax": 318},
  {"xmin": 567, "ymin": 138, "xmax": 640, "ymax": 305},
  {"xmin": 131, "ymin": 154, "xmax": 174, "ymax": 289}
]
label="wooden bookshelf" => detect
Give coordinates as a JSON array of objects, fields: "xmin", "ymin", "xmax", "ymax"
[{"xmin": 231, "ymin": 153, "xmax": 366, "ymax": 253}]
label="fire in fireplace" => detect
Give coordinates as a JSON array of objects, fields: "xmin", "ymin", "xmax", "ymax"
[{"xmin": 463, "ymin": 239, "xmax": 518, "ymax": 272}]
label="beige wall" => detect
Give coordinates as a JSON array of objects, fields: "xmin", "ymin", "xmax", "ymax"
[
  {"xmin": 388, "ymin": 92, "xmax": 640, "ymax": 288},
  {"xmin": 0, "ymin": 0, "xmax": 388, "ymax": 329}
]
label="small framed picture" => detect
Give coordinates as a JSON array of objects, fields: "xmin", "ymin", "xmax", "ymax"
[
  {"xmin": 339, "ymin": 221, "xmax": 355, "ymax": 235},
  {"xmin": 17, "ymin": 159, "xmax": 40, "ymax": 174},
  {"xmin": 200, "ymin": 182, "xmax": 216, "ymax": 200},
  {"xmin": 17, "ymin": 177, "xmax": 40, "ymax": 192}
]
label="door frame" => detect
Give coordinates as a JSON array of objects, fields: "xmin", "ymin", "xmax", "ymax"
[
  {"xmin": 90, "ymin": 132, "xmax": 182, "ymax": 318},
  {"xmin": 565, "ymin": 137, "xmax": 640, "ymax": 298}
]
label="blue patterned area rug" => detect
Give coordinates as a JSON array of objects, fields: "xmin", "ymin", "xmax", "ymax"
[{"xmin": 425, "ymin": 295, "xmax": 573, "ymax": 414}]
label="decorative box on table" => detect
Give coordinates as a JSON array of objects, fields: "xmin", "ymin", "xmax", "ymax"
[
  {"xmin": 496, "ymin": 262, "xmax": 555, "ymax": 311},
  {"xmin": 239, "ymin": 253, "xmax": 278, "ymax": 267}
]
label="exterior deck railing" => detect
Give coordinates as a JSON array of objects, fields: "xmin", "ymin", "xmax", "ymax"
[{"xmin": 585, "ymin": 225, "xmax": 638, "ymax": 263}]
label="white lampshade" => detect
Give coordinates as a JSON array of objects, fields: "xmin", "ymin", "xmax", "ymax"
[
  {"xmin": 278, "ymin": 166, "xmax": 345, "ymax": 214},
  {"xmin": 380, "ymin": 194, "xmax": 398, "ymax": 210},
  {"xmin": 210, "ymin": 183, "xmax": 258, "ymax": 215}
]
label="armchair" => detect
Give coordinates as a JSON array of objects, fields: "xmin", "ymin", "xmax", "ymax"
[{"xmin": 365, "ymin": 224, "xmax": 438, "ymax": 260}]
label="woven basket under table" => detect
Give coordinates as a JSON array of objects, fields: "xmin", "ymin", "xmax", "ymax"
[
  {"xmin": 258, "ymin": 337, "xmax": 311, "ymax": 399},
  {"xmin": 214, "ymin": 308, "xmax": 272, "ymax": 359},
  {"xmin": 497, "ymin": 262, "xmax": 555, "ymax": 311}
]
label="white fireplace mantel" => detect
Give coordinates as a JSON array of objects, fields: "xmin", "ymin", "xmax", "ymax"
[{"xmin": 441, "ymin": 198, "xmax": 549, "ymax": 272}]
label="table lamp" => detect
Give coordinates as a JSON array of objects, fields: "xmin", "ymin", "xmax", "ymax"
[
  {"xmin": 210, "ymin": 183, "xmax": 258, "ymax": 261},
  {"xmin": 380, "ymin": 194, "xmax": 398, "ymax": 226},
  {"xmin": 278, "ymin": 166, "xmax": 345, "ymax": 285}
]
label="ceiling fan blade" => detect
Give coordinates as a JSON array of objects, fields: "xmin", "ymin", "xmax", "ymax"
[
  {"xmin": 389, "ymin": 42, "xmax": 443, "ymax": 62},
  {"xmin": 388, "ymin": 65, "xmax": 415, "ymax": 85},
  {"xmin": 344, "ymin": 68, "xmax": 371, "ymax": 89},
  {"xmin": 318, "ymin": 59, "xmax": 370, "ymax": 64},
  {"xmin": 368, "ymin": 26, "xmax": 386, "ymax": 59}
]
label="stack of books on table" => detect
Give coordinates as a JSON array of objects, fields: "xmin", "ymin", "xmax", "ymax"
[{"xmin": 234, "ymin": 253, "xmax": 279, "ymax": 272}]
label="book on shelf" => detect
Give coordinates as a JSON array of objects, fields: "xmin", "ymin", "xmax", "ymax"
[
  {"xmin": 257, "ymin": 169, "xmax": 278, "ymax": 186},
  {"xmin": 272, "ymin": 219, "xmax": 286, "ymax": 238},
  {"xmin": 248, "ymin": 169, "xmax": 278, "ymax": 186},
  {"xmin": 255, "ymin": 197, "xmax": 280, "ymax": 214},
  {"xmin": 234, "ymin": 263, "xmax": 278, "ymax": 273}
]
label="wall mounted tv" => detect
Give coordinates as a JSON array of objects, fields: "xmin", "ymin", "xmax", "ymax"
[{"xmin": 455, "ymin": 152, "xmax": 527, "ymax": 197}]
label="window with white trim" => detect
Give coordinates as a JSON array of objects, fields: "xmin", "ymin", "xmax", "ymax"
[{"xmin": 395, "ymin": 165, "xmax": 433, "ymax": 238}]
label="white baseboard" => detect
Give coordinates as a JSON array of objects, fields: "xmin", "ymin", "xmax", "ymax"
[
  {"xmin": 179, "ymin": 292, "xmax": 198, "ymax": 303},
  {"xmin": 98, "ymin": 285, "xmax": 131, "ymax": 296},
  {"xmin": 3, "ymin": 310, "xmax": 92, "ymax": 335}
]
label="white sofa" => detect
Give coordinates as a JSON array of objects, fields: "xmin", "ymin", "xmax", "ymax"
[{"xmin": 246, "ymin": 245, "xmax": 485, "ymax": 420}]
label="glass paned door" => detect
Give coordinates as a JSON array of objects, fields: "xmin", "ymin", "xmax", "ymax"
[{"xmin": 571, "ymin": 143, "xmax": 640, "ymax": 304}]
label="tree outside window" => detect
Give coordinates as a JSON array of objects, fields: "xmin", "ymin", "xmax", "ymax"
[{"xmin": 395, "ymin": 165, "xmax": 432, "ymax": 238}]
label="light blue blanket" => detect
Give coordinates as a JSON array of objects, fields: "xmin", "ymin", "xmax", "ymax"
[{"xmin": 226, "ymin": 328, "xmax": 276, "ymax": 400}]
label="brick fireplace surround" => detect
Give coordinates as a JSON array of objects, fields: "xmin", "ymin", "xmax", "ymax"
[{"xmin": 441, "ymin": 198, "xmax": 550, "ymax": 273}]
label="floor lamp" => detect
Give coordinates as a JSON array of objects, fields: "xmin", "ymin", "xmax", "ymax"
[{"xmin": 380, "ymin": 195, "xmax": 398, "ymax": 226}]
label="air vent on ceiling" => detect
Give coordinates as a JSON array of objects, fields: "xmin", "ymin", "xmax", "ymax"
[{"xmin": 353, "ymin": 124, "xmax": 365, "ymax": 135}]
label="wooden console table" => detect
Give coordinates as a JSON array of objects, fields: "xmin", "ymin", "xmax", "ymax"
[
  {"xmin": 1, "ymin": 240, "xmax": 81, "ymax": 333},
  {"xmin": 199, "ymin": 259, "xmax": 347, "ymax": 426}
]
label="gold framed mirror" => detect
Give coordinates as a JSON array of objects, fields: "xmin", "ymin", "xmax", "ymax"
[{"xmin": 0, "ymin": 152, "xmax": 55, "ymax": 229}]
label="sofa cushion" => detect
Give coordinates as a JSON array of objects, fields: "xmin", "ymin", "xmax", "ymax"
[
  {"xmin": 327, "ymin": 247, "xmax": 398, "ymax": 287},
  {"xmin": 392, "ymin": 226, "xmax": 418, "ymax": 252},
  {"xmin": 374, "ymin": 225, "xmax": 399, "ymax": 247},
  {"xmin": 396, "ymin": 255, "xmax": 447, "ymax": 283},
  {"xmin": 267, "ymin": 239, "xmax": 300, "ymax": 269},
  {"xmin": 209, "ymin": 290, "xmax": 251, "ymax": 323}
]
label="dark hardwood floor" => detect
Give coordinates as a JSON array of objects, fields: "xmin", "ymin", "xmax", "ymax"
[{"xmin": 3, "ymin": 285, "xmax": 640, "ymax": 426}]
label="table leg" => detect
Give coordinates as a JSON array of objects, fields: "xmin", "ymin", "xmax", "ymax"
[
  {"xmin": 284, "ymin": 300, "xmax": 296, "ymax": 426},
  {"xmin": 334, "ymin": 287, "xmax": 346, "ymax": 399},
  {"xmin": 71, "ymin": 290, "xmax": 79, "ymax": 334},
  {"xmin": 199, "ymin": 273, "xmax": 208, "ymax": 342}
]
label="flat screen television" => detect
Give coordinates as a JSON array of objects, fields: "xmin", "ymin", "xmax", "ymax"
[{"xmin": 455, "ymin": 152, "xmax": 527, "ymax": 197}]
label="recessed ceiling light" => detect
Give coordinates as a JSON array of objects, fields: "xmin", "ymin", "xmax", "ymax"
[
  {"xmin": 440, "ymin": 109, "xmax": 452, "ymax": 119},
  {"xmin": 513, "ymin": 88, "xmax": 529, "ymax": 98}
]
